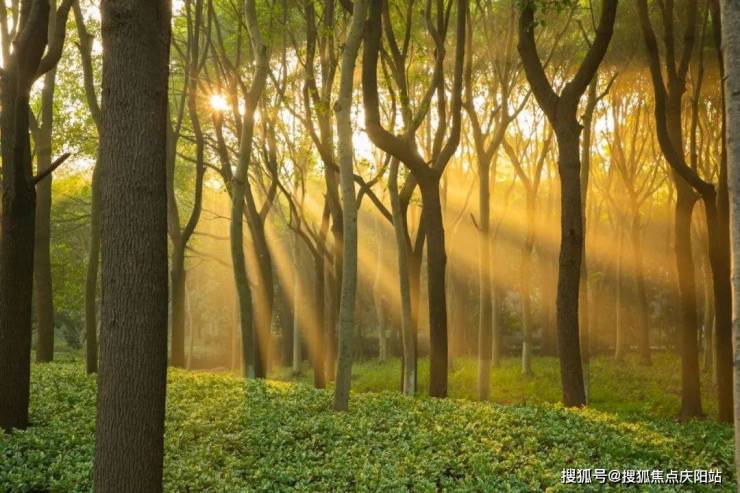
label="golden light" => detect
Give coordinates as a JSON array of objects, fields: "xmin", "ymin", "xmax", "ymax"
[{"xmin": 209, "ymin": 94, "xmax": 229, "ymax": 113}]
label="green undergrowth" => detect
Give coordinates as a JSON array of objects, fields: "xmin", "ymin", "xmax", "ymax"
[
  {"xmin": 273, "ymin": 353, "xmax": 722, "ymax": 421},
  {"xmin": 0, "ymin": 360, "xmax": 734, "ymax": 492}
]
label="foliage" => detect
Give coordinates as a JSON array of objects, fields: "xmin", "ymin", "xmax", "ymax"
[{"xmin": 0, "ymin": 360, "xmax": 733, "ymax": 492}]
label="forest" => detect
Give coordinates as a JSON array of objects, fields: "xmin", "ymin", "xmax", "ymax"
[{"xmin": 1, "ymin": 0, "xmax": 740, "ymax": 491}]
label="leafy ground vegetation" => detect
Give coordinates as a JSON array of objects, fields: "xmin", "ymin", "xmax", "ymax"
[{"xmin": 0, "ymin": 355, "xmax": 733, "ymax": 492}]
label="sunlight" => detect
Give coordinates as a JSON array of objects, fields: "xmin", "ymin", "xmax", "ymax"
[{"xmin": 209, "ymin": 94, "xmax": 229, "ymax": 113}]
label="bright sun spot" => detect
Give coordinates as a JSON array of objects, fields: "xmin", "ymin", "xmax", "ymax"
[{"xmin": 209, "ymin": 94, "xmax": 229, "ymax": 112}]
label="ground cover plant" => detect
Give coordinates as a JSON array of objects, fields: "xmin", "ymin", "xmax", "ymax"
[{"xmin": 1, "ymin": 356, "xmax": 733, "ymax": 492}]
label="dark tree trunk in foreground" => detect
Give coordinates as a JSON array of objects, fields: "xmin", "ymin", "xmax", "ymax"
[
  {"xmin": 517, "ymin": 0, "xmax": 618, "ymax": 407},
  {"xmin": 93, "ymin": 1, "xmax": 171, "ymax": 491},
  {"xmin": 0, "ymin": 0, "xmax": 73, "ymax": 433}
]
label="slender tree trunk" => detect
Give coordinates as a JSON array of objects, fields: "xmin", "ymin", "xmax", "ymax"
[
  {"xmin": 230, "ymin": 0, "xmax": 267, "ymax": 379},
  {"xmin": 631, "ymin": 207, "xmax": 651, "ymax": 365},
  {"xmin": 34, "ymin": 64, "xmax": 57, "ymax": 363},
  {"xmin": 332, "ymin": 0, "xmax": 366, "ymax": 410},
  {"xmin": 614, "ymin": 220, "xmax": 626, "ymax": 361},
  {"xmin": 521, "ymin": 196, "xmax": 535, "ymax": 376},
  {"xmin": 93, "ymin": 1, "xmax": 171, "ymax": 490},
  {"xmin": 170, "ymin": 245, "xmax": 187, "ymax": 367},
  {"xmin": 702, "ymin": 254, "xmax": 715, "ymax": 374},
  {"xmin": 477, "ymin": 153, "xmax": 492, "ymax": 399},
  {"xmin": 86, "ymin": 164, "xmax": 101, "ymax": 374},
  {"xmin": 390, "ymin": 161, "xmax": 416, "ymax": 395},
  {"xmin": 291, "ymin": 232, "xmax": 302, "ymax": 375},
  {"xmin": 373, "ymin": 213, "xmax": 387, "ymax": 362}
]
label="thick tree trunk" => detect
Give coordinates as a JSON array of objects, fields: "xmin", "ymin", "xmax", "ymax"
[
  {"xmin": 720, "ymin": 0, "xmax": 740, "ymax": 478},
  {"xmin": 420, "ymin": 175, "xmax": 449, "ymax": 398},
  {"xmin": 703, "ymin": 194, "xmax": 733, "ymax": 422},
  {"xmin": 674, "ymin": 185, "xmax": 703, "ymax": 418},
  {"xmin": 0, "ymin": 76, "xmax": 36, "ymax": 433},
  {"xmin": 244, "ymin": 204, "xmax": 272, "ymax": 378},
  {"xmin": 34, "ymin": 66, "xmax": 57, "ymax": 363},
  {"xmin": 701, "ymin": 253, "xmax": 715, "ymax": 375},
  {"xmin": 93, "ymin": 1, "xmax": 171, "ymax": 490},
  {"xmin": 554, "ymin": 127, "xmax": 586, "ymax": 407}
]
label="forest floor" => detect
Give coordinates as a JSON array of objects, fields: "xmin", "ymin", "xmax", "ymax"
[{"xmin": 0, "ymin": 355, "xmax": 734, "ymax": 492}]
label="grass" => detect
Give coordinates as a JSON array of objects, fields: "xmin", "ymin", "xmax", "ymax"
[{"xmin": 0, "ymin": 355, "xmax": 734, "ymax": 492}]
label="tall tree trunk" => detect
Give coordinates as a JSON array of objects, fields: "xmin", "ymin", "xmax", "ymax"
[
  {"xmin": 230, "ymin": 0, "xmax": 267, "ymax": 379},
  {"xmin": 631, "ymin": 206, "xmax": 651, "ymax": 365},
  {"xmin": 674, "ymin": 185, "xmax": 703, "ymax": 418},
  {"xmin": 74, "ymin": 1, "xmax": 102, "ymax": 375},
  {"xmin": 420, "ymin": 175, "xmax": 449, "ymax": 398},
  {"xmin": 86, "ymin": 164, "xmax": 101, "ymax": 374},
  {"xmin": 553, "ymin": 127, "xmax": 587, "ymax": 407},
  {"xmin": 517, "ymin": 0, "xmax": 617, "ymax": 407},
  {"xmin": 34, "ymin": 63, "xmax": 57, "ymax": 363},
  {"xmin": 520, "ymin": 196, "xmax": 535, "ymax": 376},
  {"xmin": 93, "ymin": 1, "xmax": 171, "ymax": 490},
  {"xmin": 720, "ymin": 0, "xmax": 740, "ymax": 477},
  {"xmin": 390, "ymin": 160, "xmax": 416, "ymax": 395},
  {"xmin": 373, "ymin": 213, "xmax": 387, "ymax": 362},
  {"xmin": 0, "ymin": 66, "xmax": 36, "ymax": 434},
  {"xmin": 0, "ymin": 0, "xmax": 74, "ymax": 433},
  {"xmin": 333, "ymin": 0, "xmax": 366, "ymax": 410},
  {"xmin": 614, "ymin": 219, "xmax": 626, "ymax": 361},
  {"xmin": 701, "ymin": 254, "xmax": 715, "ymax": 374},
  {"xmin": 291, "ymin": 232, "xmax": 302, "ymax": 375},
  {"xmin": 477, "ymin": 151, "xmax": 492, "ymax": 399},
  {"xmin": 169, "ymin": 245, "xmax": 187, "ymax": 367}
]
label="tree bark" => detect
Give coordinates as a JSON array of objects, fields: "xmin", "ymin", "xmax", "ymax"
[
  {"xmin": 719, "ymin": 0, "xmax": 740, "ymax": 478},
  {"xmin": 230, "ymin": 0, "xmax": 268, "ymax": 379},
  {"xmin": 93, "ymin": 0, "xmax": 171, "ymax": 490},
  {"xmin": 517, "ymin": 0, "xmax": 617, "ymax": 407},
  {"xmin": 332, "ymin": 0, "xmax": 367, "ymax": 411},
  {"xmin": 0, "ymin": 0, "xmax": 73, "ymax": 433},
  {"xmin": 33, "ymin": 60, "xmax": 57, "ymax": 363},
  {"xmin": 390, "ymin": 160, "xmax": 416, "ymax": 395}
]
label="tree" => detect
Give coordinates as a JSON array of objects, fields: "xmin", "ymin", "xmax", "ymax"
[
  {"xmin": 0, "ymin": 0, "xmax": 74, "ymax": 433},
  {"xmin": 720, "ymin": 0, "xmax": 740, "ymax": 477},
  {"xmin": 517, "ymin": 0, "xmax": 618, "ymax": 407},
  {"xmin": 31, "ymin": 0, "xmax": 62, "ymax": 363},
  {"xmin": 167, "ymin": 0, "xmax": 207, "ymax": 368},
  {"xmin": 637, "ymin": 0, "xmax": 732, "ymax": 421},
  {"xmin": 93, "ymin": 0, "xmax": 171, "ymax": 490},
  {"xmin": 333, "ymin": 0, "xmax": 368, "ymax": 411},
  {"xmin": 73, "ymin": 1, "xmax": 103, "ymax": 375},
  {"xmin": 363, "ymin": 0, "xmax": 467, "ymax": 398},
  {"xmin": 502, "ymin": 116, "xmax": 552, "ymax": 376}
]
